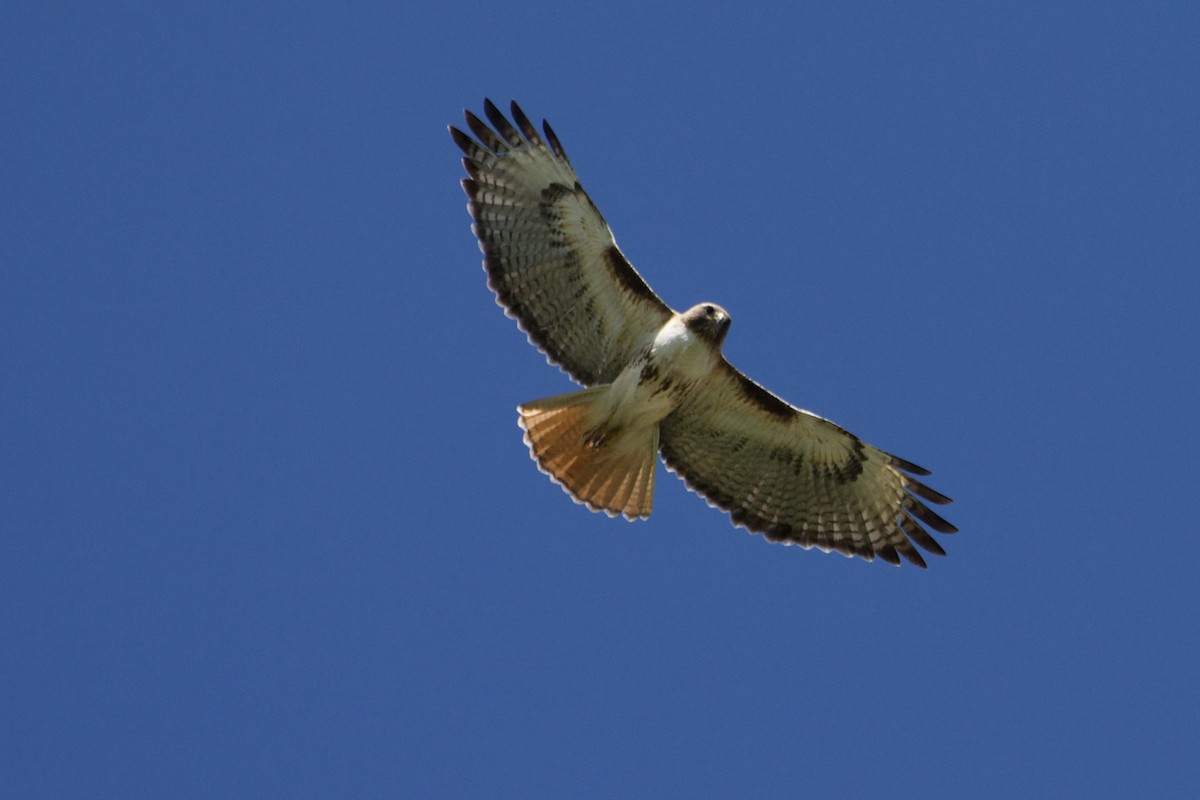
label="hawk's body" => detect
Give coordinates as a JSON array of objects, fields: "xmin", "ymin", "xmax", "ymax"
[{"xmin": 452, "ymin": 100, "xmax": 956, "ymax": 567}]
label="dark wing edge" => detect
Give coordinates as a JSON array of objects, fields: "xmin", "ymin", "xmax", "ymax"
[
  {"xmin": 660, "ymin": 361, "xmax": 957, "ymax": 568},
  {"xmin": 450, "ymin": 99, "xmax": 673, "ymax": 386}
]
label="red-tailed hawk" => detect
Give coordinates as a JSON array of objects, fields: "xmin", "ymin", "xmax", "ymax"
[{"xmin": 451, "ymin": 100, "xmax": 956, "ymax": 567}]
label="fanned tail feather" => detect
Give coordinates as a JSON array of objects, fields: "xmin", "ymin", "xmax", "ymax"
[{"xmin": 517, "ymin": 387, "xmax": 657, "ymax": 520}]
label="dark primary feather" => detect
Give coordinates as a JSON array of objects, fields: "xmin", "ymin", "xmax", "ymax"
[
  {"xmin": 464, "ymin": 110, "xmax": 508, "ymax": 153},
  {"xmin": 483, "ymin": 98, "xmax": 523, "ymax": 146},
  {"xmin": 542, "ymin": 120, "xmax": 568, "ymax": 160},
  {"xmin": 509, "ymin": 103, "xmax": 543, "ymax": 146}
]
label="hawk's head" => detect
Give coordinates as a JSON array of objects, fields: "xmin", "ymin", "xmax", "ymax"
[{"xmin": 681, "ymin": 303, "xmax": 731, "ymax": 350}]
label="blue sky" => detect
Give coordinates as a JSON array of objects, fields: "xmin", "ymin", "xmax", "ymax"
[{"xmin": 3, "ymin": 1, "xmax": 1198, "ymax": 796}]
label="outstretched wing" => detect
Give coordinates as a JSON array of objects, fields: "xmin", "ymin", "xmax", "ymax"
[
  {"xmin": 659, "ymin": 361, "xmax": 956, "ymax": 567},
  {"xmin": 451, "ymin": 100, "xmax": 673, "ymax": 386}
]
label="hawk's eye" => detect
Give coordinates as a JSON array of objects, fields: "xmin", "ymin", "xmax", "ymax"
[{"xmin": 703, "ymin": 305, "xmax": 715, "ymax": 316}]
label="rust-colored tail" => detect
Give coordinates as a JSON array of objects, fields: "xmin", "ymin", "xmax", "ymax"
[{"xmin": 517, "ymin": 387, "xmax": 657, "ymax": 520}]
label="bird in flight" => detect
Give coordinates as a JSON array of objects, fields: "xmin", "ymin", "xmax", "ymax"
[{"xmin": 450, "ymin": 100, "xmax": 956, "ymax": 567}]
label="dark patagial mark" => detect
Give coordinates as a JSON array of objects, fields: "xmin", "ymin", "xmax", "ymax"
[
  {"xmin": 603, "ymin": 246, "xmax": 665, "ymax": 307},
  {"xmin": 724, "ymin": 365, "xmax": 795, "ymax": 421}
]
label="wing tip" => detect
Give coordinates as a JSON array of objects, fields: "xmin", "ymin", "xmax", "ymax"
[
  {"xmin": 888, "ymin": 453, "xmax": 932, "ymax": 476},
  {"xmin": 662, "ymin": 447, "xmax": 954, "ymax": 568},
  {"xmin": 454, "ymin": 99, "xmax": 573, "ymax": 166},
  {"xmin": 902, "ymin": 474, "xmax": 954, "ymax": 506}
]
